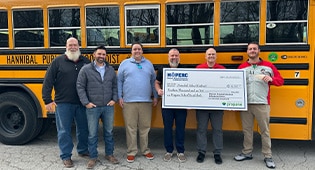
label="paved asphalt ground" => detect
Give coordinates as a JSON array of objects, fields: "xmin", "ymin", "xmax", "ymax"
[{"xmin": 1, "ymin": 124, "xmax": 315, "ymax": 170}]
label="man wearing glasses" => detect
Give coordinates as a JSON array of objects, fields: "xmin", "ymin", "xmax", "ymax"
[{"xmin": 117, "ymin": 42, "xmax": 158, "ymax": 163}]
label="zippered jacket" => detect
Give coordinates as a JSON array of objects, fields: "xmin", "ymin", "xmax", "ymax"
[
  {"xmin": 238, "ymin": 59, "xmax": 284, "ymax": 105},
  {"xmin": 77, "ymin": 62, "xmax": 118, "ymax": 106}
]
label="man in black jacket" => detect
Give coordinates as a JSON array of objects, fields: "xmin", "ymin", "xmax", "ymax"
[{"xmin": 42, "ymin": 37, "xmax": 90, "ymax": 168}]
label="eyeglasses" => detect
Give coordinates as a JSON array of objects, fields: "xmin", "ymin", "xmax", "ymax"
[{"xmin": 136, "ymin": 63, "xmax": 142, "ymax": 69}]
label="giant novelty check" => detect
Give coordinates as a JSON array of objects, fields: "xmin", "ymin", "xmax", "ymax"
[{"xmin": 162, "ymin": 68, "xmax": 247, "ymax": 110}]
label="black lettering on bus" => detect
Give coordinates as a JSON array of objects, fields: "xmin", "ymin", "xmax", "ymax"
[
  {"xmin": 42, "ymin": 55, "xmax": 57, "ymax": 64},
  {"xmin": 83, "ymin": 54, "xmax": 119, "ymax": 64},
  {"xmin": 106, "ymin": 54, "xmax": 119, "ymax": 64},
  {"xmin": 6, "ymin": 55, "xmax": 38, "ymax": 64},
  {"xmin": 83, "ymin": 54, "xmax": 94, "ymax": 62}
]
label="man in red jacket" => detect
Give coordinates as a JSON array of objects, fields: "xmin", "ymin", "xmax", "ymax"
[{"xmin": 234, "ymin": 42, "xmax": 284, "ymax": 169}]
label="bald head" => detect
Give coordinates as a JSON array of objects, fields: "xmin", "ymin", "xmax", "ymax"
[
  {"xmin": 168, "ymin": 48, "xmax": 180, "ymax": 68},
  {"xmin": 65, "ymin": 37, "xmax": 80, "ymax": 61},
  {"xmin": 205, "ymin": 48, "xmax": 217, "ymax": 65}
]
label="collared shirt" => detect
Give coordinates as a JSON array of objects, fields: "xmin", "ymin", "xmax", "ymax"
[
  {"xmin": 94, "ymin": 61, "xmax": 105, "ymax": 81},
  {"xmin": 117, "ymin": 56, "xmax": 158, "ymax": 102}
]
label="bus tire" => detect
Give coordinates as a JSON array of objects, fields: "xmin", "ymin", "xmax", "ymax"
[
  {"xmin": 0, "ymin": 92, "xmax": 41, "ymax": 145},
  {"xmin": 37, "ymin": 118, "xmax": 53, "ymax": 137}
]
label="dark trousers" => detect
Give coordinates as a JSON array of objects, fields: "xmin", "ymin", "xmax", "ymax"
[
  {"xmin": 196, "ymin": 110, "xmax": 224, "ymax": 155},
  {"xmin": 162, "ymin": 108, "xmax": 187, "ymax": 153}
]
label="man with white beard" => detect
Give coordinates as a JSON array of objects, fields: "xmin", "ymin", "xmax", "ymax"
[
  {"xmin": 155, "ymin": 48, "xmax": 188, "ymax": 163},
  {"xmin": 42, "ymin": 37, "xmax": 91, "ymax": 168}
]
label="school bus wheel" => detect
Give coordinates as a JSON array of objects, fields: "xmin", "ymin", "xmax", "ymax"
[
  {"xmin": 0, "ymin": 92, "xmax": 43, "ymax": 145},
  {"xmin": 36, "ymin": 117, "xmax": 53, "ymax": 137}
]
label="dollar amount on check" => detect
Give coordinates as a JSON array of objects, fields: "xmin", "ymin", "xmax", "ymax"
[{"xmin": 162, "ymin": 68, "xmax": 247, "ymax": 110}]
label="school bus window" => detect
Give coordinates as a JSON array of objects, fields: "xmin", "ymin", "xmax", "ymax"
[
  {"xmin": 49, "ymin": 8, "xmax": 81, "ymax": 47},
  {"xmin": 220, "ymin": 24, "xmax": 259, "ymax": 44},
  {"xmin": 166, "ymin": 3, "xmax": 214, "ymax": 46},
  {"xmin": 125, "ymin": 5, "xmax": 159, "ymax": 45},
  {"xmin": 220, "ymin": 1, "xmax": 259, "ymax": 45},
  {"xmin": 0, "ymin": 10, "xmax": 8, "ymax": 48},
  {"xmin": 86, "ymin": 6, "xmax": 120, "ymax": 47},
  {"xmin": 266, "ymin": 0, "xmax": 308, "ymax": 44},
  {"xmin": 166, "ymin": 25, "xmax": 213, "ymax": 46},
  {"xmin": 13, "ymin": 9, "xmax": 44, "ymax": 47}
]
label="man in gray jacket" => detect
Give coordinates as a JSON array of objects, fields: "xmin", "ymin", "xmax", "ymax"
[{"xmin": 77, "ymin": 45, "xmax": 118, "ymax": 169}]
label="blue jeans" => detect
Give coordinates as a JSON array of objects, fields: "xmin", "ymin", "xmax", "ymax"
[
  {"xmin": 162, "ymin": 108, "xmax": 187, "ymax": 153},
  {"xmin": 86, "ymin": 106, "xmax": 115, "ymax": 159},
  {"xmin": 55, "ymin": 103, "xmax": 89, "ymax": 160}
]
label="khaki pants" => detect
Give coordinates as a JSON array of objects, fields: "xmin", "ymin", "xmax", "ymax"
[
  {"xmin": 240, "ymin": 104, "xmax": 272, "ymax": 158},
  {"xmin": 123, "ymin": 102, "xmax": 152, "ymax": 156}
]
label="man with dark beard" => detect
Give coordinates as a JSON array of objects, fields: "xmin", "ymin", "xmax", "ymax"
[
  {"xmin": 42, "ymin": 37, "xmax": 90, "ymax": 168},
  {"xmin": 155, "ymin": 48, "xmax": 188, "ymax": 163},
  {"xmin": 77, "ymin": 45, "xmax": 119, "ymax": 169}
]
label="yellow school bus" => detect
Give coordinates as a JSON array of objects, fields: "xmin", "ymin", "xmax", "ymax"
[{"xmin": 0, "ymin": 0, "xmax": 314, "ymax": 144}]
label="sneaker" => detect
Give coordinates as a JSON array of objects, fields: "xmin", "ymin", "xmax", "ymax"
[
  {"xmin": 196, "ymin": 152, "xmax": 205, "ymax": 163},
  {"xmin": 86, "ymin": 159, "xmax": 97, "ymax": 169},
  {"xmin": 163, "ymin": 152, "xmax": 173, "ymax": 162},
  {"xmin": 63, "ymin": 159, "xmax": 74, "ymax": 168},
  {"xmin": 264, "ymin": 158, "xmax": 276, "ymax": 169},
  {"xmin": 234, "ymin": 153, "xmax": 253, "ymax": 161},
  {"xmin": 214, "ymin": 154, "xmax": 223, "ymax": 164},
  {"xmin": 105, "ymin": 155, "xmax": 119, "ymax": 164},
  {"xmin": 144, "ymin": 152, "xmax": 154, "ymax": 160},
  {"xmin": 177, "ymin": 153, "xmax": 187, "ymax": 163},
  {"xmin": 126, "ymin": 155, "xmax": 135, "ymax": 163}
]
